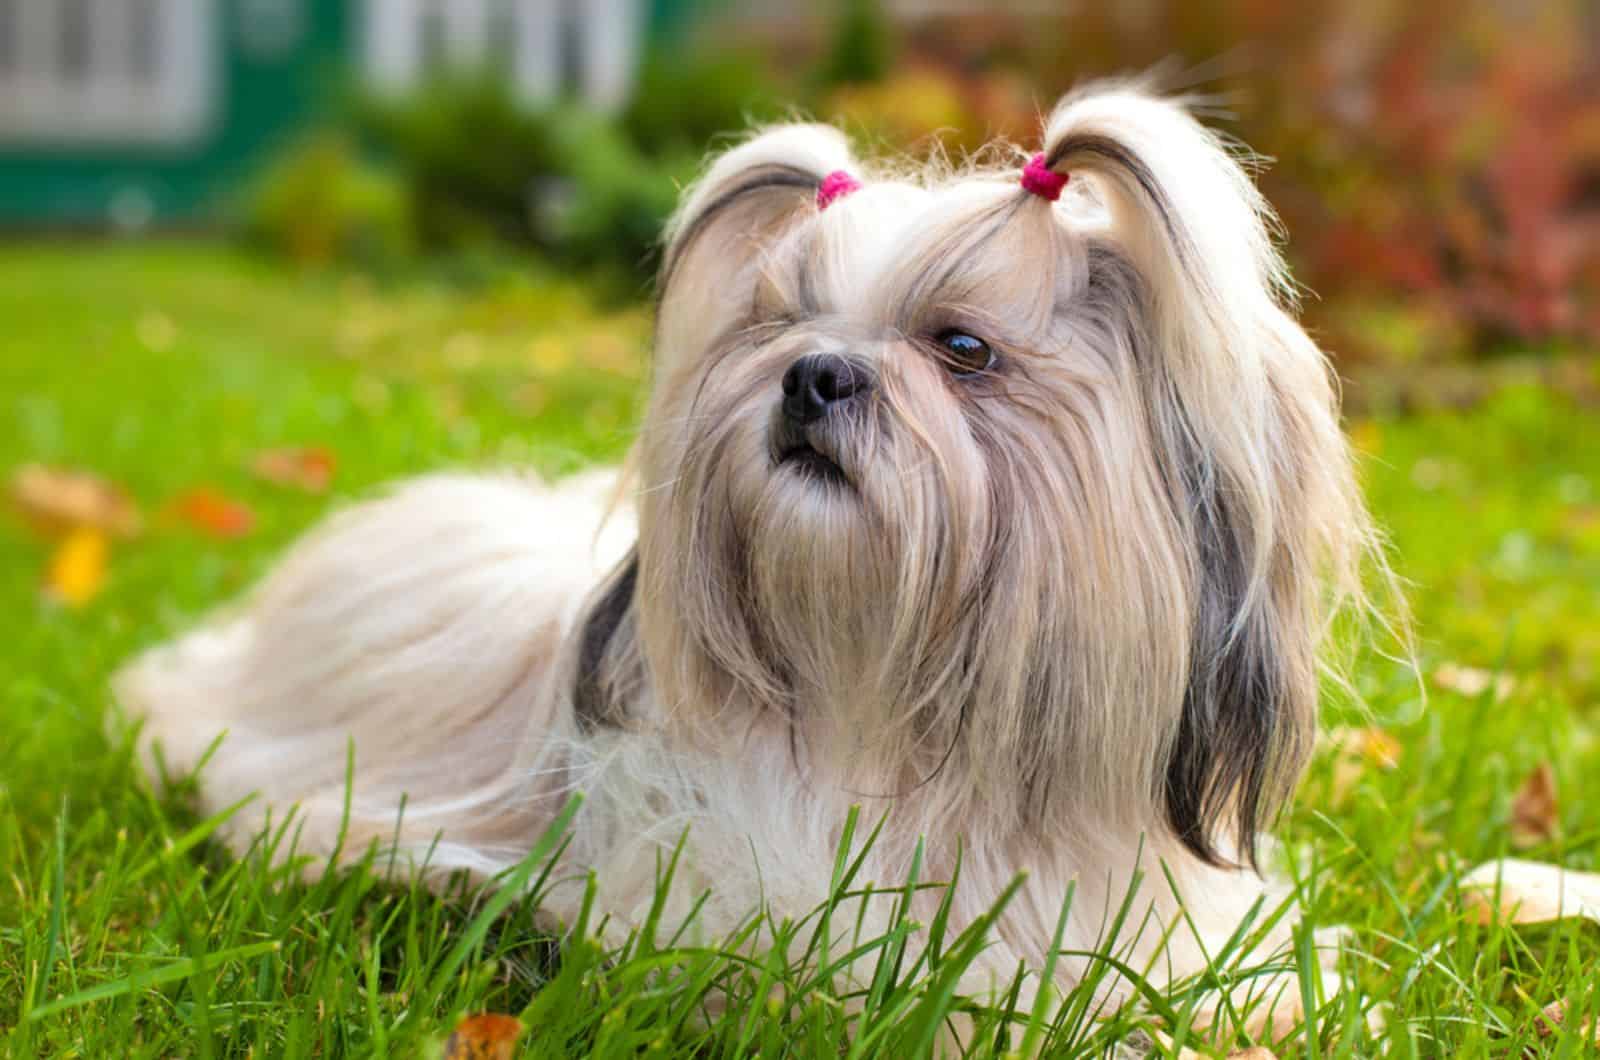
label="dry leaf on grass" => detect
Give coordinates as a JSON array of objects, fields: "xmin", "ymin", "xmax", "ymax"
[
  {"xmin": 11, "ymin": 464, "xmax": 141, "ymax": 538},
  {"xmin": 251, "ymin": 446, "xmax": 336, "ymax": 493},
  {"xmin": 1434, "ymin": 662, "xmax": 1515, "ymax": 701},
  {"xmin": 1536, "ymin": 999, "xmax": 1600, "ymax": 1043},
  {"xmin": 442, "ymin": 1013, "xmax": 523, "ymax": 1060},
  {"xmin": 172, "ymin": 488, "xmax": 256, "ymax": 539},
  {"xmin": 44, "ymin": 527, "xmax": 108, "ymax": 607},
  {"xmin": 1509, "ymin": 762, "xmax": 1559, "ymax": 848},
  {"xmin": 1460, "ymin": 858, "xmax": 1600, "ymax": 925},
  {"xmin": 1322, "ymin": 726, "xmax": 1402, "ymax": 801},
  {"xmin": 1322, "ymin": 726, "xmax": 1402, "ymax": 767}
]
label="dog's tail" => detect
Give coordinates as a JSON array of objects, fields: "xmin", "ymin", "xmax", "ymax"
[{"xmin": 113, "ymin": 470, "xmax": 634, "ymax": 881}]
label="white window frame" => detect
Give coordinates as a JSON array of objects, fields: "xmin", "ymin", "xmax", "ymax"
[
  {"xmin": 363, "ymin": 0, "xmax": 638, "ymax": 110},
  {"xmin": 0, "ymin": 0, "xmax": 218, "ymax": 145}
]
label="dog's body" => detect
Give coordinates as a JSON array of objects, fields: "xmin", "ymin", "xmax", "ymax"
[{"xmin": 118, "ymin": 86, "xmax": 1373, "ymax": 1026}]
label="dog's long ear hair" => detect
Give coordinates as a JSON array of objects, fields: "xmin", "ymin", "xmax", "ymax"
[
  {"xmin": 633, "ymin": 124, "xmax": 865, "ymax": 716},
  {"xmin": 653, "ymin": 124, "xmax": 856, "ymax": 383},
  {"xmin": 1037, "ymin": 87, "xmax": 1376, "ymax": 866}
]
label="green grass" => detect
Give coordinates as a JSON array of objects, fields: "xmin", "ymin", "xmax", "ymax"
[{"xmin": 2, "ymin": 243, "xmax": 1599, "ymax": 1057}]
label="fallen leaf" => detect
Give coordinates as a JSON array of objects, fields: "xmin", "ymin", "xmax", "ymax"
[
  {"xmin": 251, "ymin": 446, "xmax": 336, "ymax": 493},
  {"xmin": 442, "ymin": 1013, "xmax": 523, "ymax": 1060},
  {"xmin": 44, "ymin": 527, "xmax": 108, "ymax": 607},
  {"xmin": 172, "ymin": 488, "xmax": 255, "ymax": 539},
  {"xmin": 1536, "ymin": 998, "xmax": 1600, "ymax": 1043},
  {"xmin": 1434, "ymin": 662, "xmax": 1514, "ymax": 701},
  {"xmin": 1321, "ymin": 726, "xmax": 1402, "ymax": 802},
  {"xmin": 1323, "ymin": 726, "xmax": 1402, "ymax": 767},
  {"xmin": 1510, "ymin": 762, "xmax": 1559, "ymax": 848},
  {"xmin": 1348, "ymin": 419, "xmax": 1382, "ymax": 456},
  {"xmin": 1460, "ymin": 858, "xmax": 1600, "ymax": 925},
  {"xmin": 12, "ymin": 464, "xmax": 141, "ymax": 538}
]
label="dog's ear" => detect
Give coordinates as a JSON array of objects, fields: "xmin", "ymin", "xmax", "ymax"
[
  {"xmin": 655, "ymin": 124, "xmax": 856, "ymax": 380},
  {"xmin": 1040, "ymin": 86, "xmax": 1372, "ymax": 866}
]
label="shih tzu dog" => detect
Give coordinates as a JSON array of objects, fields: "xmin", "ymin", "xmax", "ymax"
[{"xmin": 117, "ymin": 85, "xmax": 1376, "ymax": 1032}]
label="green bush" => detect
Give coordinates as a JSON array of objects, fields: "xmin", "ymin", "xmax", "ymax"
[
  {"xmin": 813, "ymin": 0, "xmax": 894, "ymax": 89},
  {"xmin": 240, "ymin": 133, "xmax": 413, "ymax": 268},
  {"xmin": 358, "ymin": 77, "xmax": 686, "ymax": 276},
  {"xmin": 622, "ymin": 49, "xmax": 785, "ymax": 158}
]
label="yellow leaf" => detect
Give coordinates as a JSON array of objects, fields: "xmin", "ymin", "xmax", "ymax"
[
  {"xmin": 1322, "ymin": 726, "xmax": 1402, "ymax": 768},
  {"xmin": 45, "ymin": 527, "xmax": 108, "ymax": 607},
  {"xmin": 442, "ymin": 1013, "xmax": 523, "ymax": 1060},
  {"xmin": 1348, "ymin": 419, "xmax": 1382, "ymax": 455},
  {"xmin": 1321, "ymin": 726, "xmax": 1401, "ymax": 803}
]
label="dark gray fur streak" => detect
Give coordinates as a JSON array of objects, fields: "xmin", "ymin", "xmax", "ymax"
[
  {"xmin": 1044, "ymin": 135, "xmax": 1184, "ymax": 251},
  {"xmin": 1080, "ymin": 241, "xmax": 1290, "ymax": 869},
  {"xmin": 1165, "ymin": 484, "xmax": 1290, "ymax": 870},
  {"xmin": 572, "ymin": 550, "xmax": 640, "ymax": 731},
  {"xmin": 656, "ymin": 164, "xmax": 820, "ymax": 298}
]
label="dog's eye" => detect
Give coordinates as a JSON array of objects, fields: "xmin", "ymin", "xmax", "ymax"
[{"xmin": 935, "ymin": 330, "xmax": 995, "ymax": 375}]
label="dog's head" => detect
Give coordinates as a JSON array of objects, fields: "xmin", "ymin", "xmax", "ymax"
[{"xmin": 623, "ymin": 86, "xmax": 1375, "ymax": 865}]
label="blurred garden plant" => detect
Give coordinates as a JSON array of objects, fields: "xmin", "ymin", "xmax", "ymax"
[
  {"xmin": 834, "ymin": 0, "xmax": 1600, "ymax": 362},
  {"xmin": 239, "ymin": 0, "xmax": 1596, "ymax": 368}
]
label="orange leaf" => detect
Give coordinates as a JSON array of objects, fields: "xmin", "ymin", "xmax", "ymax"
[
  {"xmin": 251, "ymin": 446, "xmax": 337, "ymax": 493},
  {"xmin": 11, "ymin": 464, "xmax": 141, "ymax": 538},
  {"xmin": 1510, "ymin": 762, "xmax": 1559, "ymax": 848},
  {"xmin": 173, "ymin": 488, "xmax": 256, "ymax": 539},
  {"xmin": 45, "ymin": 527, "xmax": 108, "ymax": 607},
  {"xmin": 442, "ymin": 1013, "xmax": 523, "ymax": 1060}
]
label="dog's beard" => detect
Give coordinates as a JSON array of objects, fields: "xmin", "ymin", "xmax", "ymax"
[
  {"xmin": 634, "ymin": 100, "xmax": 1379, "ymax": 862},
  {"xmin": 649, "ymin": 341, "xmax": 998, "ymax": 781},
  {"xmin": 640, "ymin": 318, "xmax": 1232, "ymax": 846}
]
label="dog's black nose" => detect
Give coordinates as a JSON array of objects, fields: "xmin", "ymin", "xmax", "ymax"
[{"xmin": 781, "ymin": 353, "xmax": 867, "ymax": 426}]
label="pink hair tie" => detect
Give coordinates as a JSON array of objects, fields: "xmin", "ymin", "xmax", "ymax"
[
  {"xmin": 816, "ymin": 170, "xmax": 862, "ymax": 210},
  {"xmin": 1021, "ymin": 153, "xmax": 1068, "ymax": 202}
]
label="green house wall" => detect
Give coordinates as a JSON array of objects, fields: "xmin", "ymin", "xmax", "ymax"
[
  {"xmin": 0, "ymin": 0, "xmax": 710, "ymax": 227},
  {"xmin": 0, "ymin": 1, "xmax": 351, "ymax": 225}
]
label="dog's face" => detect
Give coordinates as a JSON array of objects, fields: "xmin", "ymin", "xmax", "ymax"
[{"xmin": 626, "ymin": 89, "xmax": 1373, "ymax": 865}]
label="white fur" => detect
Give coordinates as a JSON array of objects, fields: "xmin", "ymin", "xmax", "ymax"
[{"xmin": 117, "ymin": 86, "xmax": 1378, "ymax": 1042}]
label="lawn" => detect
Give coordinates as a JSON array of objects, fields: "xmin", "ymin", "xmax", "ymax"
[{"xmin": 2, "ymin": 243, "xmax": 1599, "ymax": 1057}]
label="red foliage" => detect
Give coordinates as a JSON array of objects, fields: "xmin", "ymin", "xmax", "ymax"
[{"xmin": 835, "ymin": 1, "xmax": 1600, "ymax": 360}]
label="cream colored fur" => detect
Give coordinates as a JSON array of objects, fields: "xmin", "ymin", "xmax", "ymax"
[{"xmin": 117, "ymin": 83, "xmax": 1378, "ymax": 1042}]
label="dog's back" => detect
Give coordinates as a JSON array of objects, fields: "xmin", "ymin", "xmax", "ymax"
[{"xmin": 115, "ymin": 469, "xmax": 633, "ymax": 877}]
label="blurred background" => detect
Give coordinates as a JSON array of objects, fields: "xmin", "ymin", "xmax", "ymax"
[
  {"xmin": 1, "ymin": 0, "xmax": 1596, "ymax": 387},
  {"xmin": 3, "ymin": 8, "xmax": 1599, "ymax": 1047},
  {"xmin": 1, "ymin": 0, "xmax": 1597, "ymax": 666}
]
